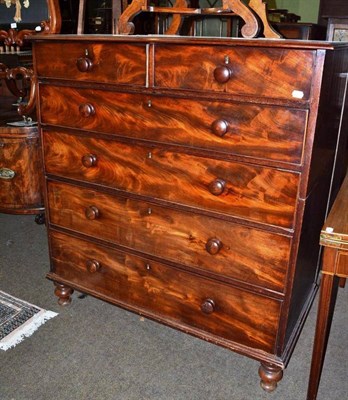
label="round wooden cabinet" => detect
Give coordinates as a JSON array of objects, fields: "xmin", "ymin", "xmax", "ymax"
[{"xmin": 0, "ymin": 123, "xmax": 44, "ymax": 222}]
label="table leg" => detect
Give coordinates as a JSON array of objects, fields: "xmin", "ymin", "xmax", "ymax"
[{"xmin": 307, "ymin": 249, "xmax": 340, "ymax": 400}]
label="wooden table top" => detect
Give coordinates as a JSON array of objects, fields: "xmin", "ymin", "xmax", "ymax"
[{"xmin": 320, "ymin": 172, "xmax": 348, "ymax": 250}]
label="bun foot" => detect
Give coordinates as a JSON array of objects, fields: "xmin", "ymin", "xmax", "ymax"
[
  {"xmin": 258, "ymin": 362, "xmax": 283, "ymax": 392},
  {"xmin": 54, "ymin": 282, "xmax": 74, "ymax": 306}
]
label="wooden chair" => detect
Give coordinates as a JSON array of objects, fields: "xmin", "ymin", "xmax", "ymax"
[{"xmin": 0, "ymin": 0, "xmax": 61, "ymax": 116}]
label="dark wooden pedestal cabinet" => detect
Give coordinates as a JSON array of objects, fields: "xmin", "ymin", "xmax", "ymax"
[
  {"xmin": 31, "ymin": 34, "xmax": 348, "ymax": 394},
  {"xmin": 0, "ymin": 122, "xmax": 44, "ymax": 220}
]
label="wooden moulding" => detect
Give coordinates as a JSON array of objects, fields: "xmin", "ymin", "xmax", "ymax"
[{"xmin": 117, "ymin": 0, "xmax": 281, "ymax": 38}]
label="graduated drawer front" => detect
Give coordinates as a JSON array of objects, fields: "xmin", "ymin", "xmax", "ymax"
[
  {"xmin": 34, "ymin": 42, "xmax": 146, "ymax": 85},
  {"xmin": 43, "ymin": 130, "xmax": 300, "ymax": 229},
  {"xmin": 47, "ymin": 181, "xmax": 290, "ymax": 292},
  {"xmin": 50, "ymin": 230, "xmax": 281, "ymax": 353},
  {"xmin": 40, "ymin": 85, "xmax": 307, "ymax": 164},
  {"xmin": 154, "ymin": 45, "xmax": 314, "ymax": 101}
]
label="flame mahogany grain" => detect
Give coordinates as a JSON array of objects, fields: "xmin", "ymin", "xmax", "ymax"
[{"xmin": 32, "ymin": 36, "xmax": 348, "ymax": 393}]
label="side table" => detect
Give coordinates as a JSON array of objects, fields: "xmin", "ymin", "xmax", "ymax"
[{"xmin": 307, "ymin": 172, "xmax": 348, "ymax": 399}]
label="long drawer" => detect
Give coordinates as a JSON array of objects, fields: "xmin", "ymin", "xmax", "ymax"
[
  {"xmin": 34, "ymin": 42, "xmax": 146, "ymax": 86},
  {"xmin": 40, "ymin": 85, "xmax": 307, "ymax": 165},
  {"xmin": 47, "ymin": 180, "xmax": 291, "ymax": 292},
  {"xmin": 49, "ymin": 230, "xmax": 281, "ymax": 353},
  {"xmin": 43, "ymin": 130, "xmax": 300, "ymax": 228},
  {"xmin": 154, "ymin": 45, "xmax": 314, "ymax": 101}
]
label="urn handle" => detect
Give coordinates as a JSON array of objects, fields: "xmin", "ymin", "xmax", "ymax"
[{"xmin": 0, "ymin": 167, "xmax": 15, "ymax": 180}]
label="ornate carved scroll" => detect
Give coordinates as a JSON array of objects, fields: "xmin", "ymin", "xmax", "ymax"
[
  {"xmin": 165, "ymin": 0, "xmax": 188, "ymax": 35},
  {"xmin": 117, "ymin": 0, "xmax": 280, "ymax": 39},
  {"xmin": 248, "ymin": 0, "xmax": 281, "ymax": 39},
  {"xmin": 117, "ymin": 0, "xmax": 145, "ymax": 35},
  {"xmin": 222, "ymin": 0, "xmax": 259, "ymax": 38},
  {"xmin": 0, "ymin": 64, "xmax": 36, "ymax": 116}
]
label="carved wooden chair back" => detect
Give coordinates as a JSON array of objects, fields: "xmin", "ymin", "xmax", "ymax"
[{"xmin": 0, "ymin": 0, "xmax": 61, "ymax": 117}]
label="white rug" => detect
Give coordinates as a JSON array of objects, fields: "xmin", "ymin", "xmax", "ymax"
[{"xmin": 0, "ymin": 290, "xmax": 57, "ymax": 351}]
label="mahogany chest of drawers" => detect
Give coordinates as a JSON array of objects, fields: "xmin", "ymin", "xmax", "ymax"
[{"xmin": 32, "ymin": 35, "xmax": 348, "ymax": 393}]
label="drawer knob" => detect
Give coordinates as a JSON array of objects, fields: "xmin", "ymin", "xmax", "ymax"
[
  {"xmin": 211, "ymin": 119, "xmax": 229, "ymax": 137},
  {"xmin": 213, "ymin": 65, "xmax": 233, "ymax": 84},
  {"xmin": 85, "ymin": 205, "xmax": 99, "ymax": 220},
  {"xmin": 79, "ymin": 103, "xmax": 95, "ymax": 118},
  {"xmin": 76, "ymin": 56, "xmax": 93, "ymax": 72},
  {"xmin": 201, "ymin": 299, "xmax": 215, "ymax": 314},
  {"xmin": 205, "ymin": 238, "xmax": 222, "ymax": 255},
  {"xmin": 86, "ymin": 259, "xmax": 101, "ymax": 273},
  {"xmin": 209, "ymin": 178, "xmax": 226, "ymax": 196},
  {"xmin": 81, "ymin": 153, "xmax": 97, "ymax": 168}
]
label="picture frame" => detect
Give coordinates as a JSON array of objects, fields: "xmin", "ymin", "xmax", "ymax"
[{"xmin": 327, "ymin": 17, "xmax": 348, "ymax": 41}]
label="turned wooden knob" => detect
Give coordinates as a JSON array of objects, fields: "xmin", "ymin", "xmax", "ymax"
[
  {"xmin": 213, "ymin": 65, "xmax": 233, "ymax": 84},
  {"xmin": 76, "ymin": 56, "xmax": 93, "ymax": 72},
  {"xmin": 211, "ymin": 119, "xmax": 229, "ymax": 137},
  {"xmin": 81, "ymin": 153, "xmax": 97, "ymax": 168},
  {"xmin": 85, "ymin": 205, "xmax": 99, "ymax": 220},
  {"xmin": 209, "ymin": 178, "xmax": 226, "ymax": 196},
  {"xmin": 86, "ymin": 259, "xmax": 101, "ymax": 273},
  {"xmin": 205, "ymin": 238, "xmax": 222, "ymax": 255},
  {"xmin": 79, "ymin": 103, "xmax": 95, "ymax": 117},
  {"xmin": 201, "ymin": 299, "xmax": 215, "ymax": 314}
]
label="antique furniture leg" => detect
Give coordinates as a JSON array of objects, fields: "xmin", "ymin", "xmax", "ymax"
[
  {"xmin": 54, "ymin": 282, "xmax": 74, "ymax": 306},
  {"xmin": 307, "ymin": 265, "xmax": 340, "ymax": 400},
  {"xmin": 258, "ymin": 362, "xmax": 283, "ymax": 392},
  {"xmin": 307, "ymin": 172, "xmax": 348, "ymax": 400}
]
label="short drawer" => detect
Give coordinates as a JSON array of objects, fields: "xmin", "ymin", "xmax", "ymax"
[
  {"xmin": 154, "ymin": 45, "xmax": 314, "ymax": 101},
  {"xmin": 47, "ymin": 181, "xmax": 291, "ymax": 292},
  {"xmin": 34, "ymin": 42, "xmax": 146, "ymax": 86},
  {"xmin": 43, "ymin": 130, "xmax": 300, "ymax": 229},
  {"xmin": 49, "ymin": 230, "xmax": 281, "ymax": 353},
  {"xmin": 40, "ymin": 85, "xmax": 307, "ymax": 164}
]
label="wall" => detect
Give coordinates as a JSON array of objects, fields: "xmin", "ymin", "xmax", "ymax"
[{"xmin": 275, "ymin": 0, "xmax": 320, "ymax": 23}]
